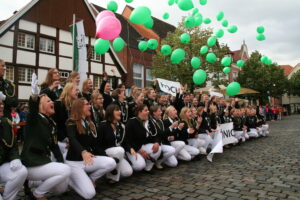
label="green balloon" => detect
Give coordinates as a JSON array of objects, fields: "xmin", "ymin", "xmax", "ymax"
[
  {"xmin": 130, "ymin": 6, "xmax": 152, "ymax": 25},
  {"xmin": 200, "ymin": 45, "xmax": 208, "ymax": 54},
  {"xmin": 257, "ymin": 26, "xmax": 265, "ymax": 34},
  {"xmin": 226, "ymin": 82, "xmax": 241, "ymax": 96},
  {"xmin": 207, "ymin": 36, "xmax": 217, "ymax": 47},
  {"xmin": 236, "ymin": 60, "xmax": 244, "ymax": 67},
  {"xmin": 163, "ymin": 12, "xmax": 170, "ymax": 20},
  {"xmin": 228, "ymin": 25, "xmax": 238, "ymax": 33},
  {"xmin": 191, "ymin": 57, "xmax": 201, "ymax": 69},
  {"xmin": 175, "ymin": 0, "xmax": 178, "ymax": 3},
  {"xmin": 192, "ymin": 8, "xmax": 199, "ymax": 16},
  {"xmin": 94, "ymin": 39, "xmax": 110, "ymax": 55},
  {"xmin": 178, "ymin": 0, "xmax": 194, "ymax": 11},
  {"xmin": 180, "ymin": 33, "xmax": 190, "ymax": 44},
  {"xmin": 216, "ymin": 11, "xmax": 224, "ymax": 21},
  {"xmin": 260, "ymin": 56, "xmax": 268, "ymax": 64},
  {"xmin": 125, "ymin": 0, "xmax": 133, "ymax": 3},
  {"xmin": 107, "ymin": 1, "xmax": 118, "ymax": 12},
  {"xmin": 184, "ymin": 16, "xmax": 195, "ymax": 28},
  {"xmin": 215, "ymin": 29, "xmax": 224, "ymax": 38},
  {"xmin": 256, "ymin": 34, "xmax": 266, "ymax": 41},
  {"xmin": 161, "ymin": 45, "xmax": 172, "ymax": 55},
  {"xmin": 199, "ymin": 0, "xmax": 207, "ymax": 6},
  {"xmin": 203, "ymin": 18, "xmax": 211, "ymax": 24},
  {"xmin": 144, "ymin": 18, "xmax": 154, "ymax": 29},
  {"xmin": 193, "ymin": 69, "xmax": 207, "ymax": 85},
  {"xmin": 147, "ymin": 39, "xmax": 158, "ymax": 50},
  {"xmin": 206, "ymin": 52, "xmax": 217, "ymax": 63},
  {"xmin": 221, "ymin": 56, "xmax": 231, "ymax": 67},
  {"xmin": 223, "ymin": 67, "xmax": 231, "ymax": 74},
  {"xmin": 171, "ymin": 48, "xmax": 185, "ymax": 64},
  {"xmin": 222, "ymin": 19, "xmax": 228, "ymax": 27},
  {"xmin": 194, "ymin": 13, "xmax": 203, "ymax": 26},
  {"xmin": 138, "ymin": 41, "xmax": 148, "ymax": 51},
  {"xmin": 266, "ymin": 58, "xmax": 272, "ymax": 66},
  {"xmin": 168, "ymin": 0, "xmax": 175, "ymax": 6},
  {"xmin": 113, "ymin": 37, "xmax": 125, "ymax": 52}
]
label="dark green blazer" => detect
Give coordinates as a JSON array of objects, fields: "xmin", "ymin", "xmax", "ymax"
[
  {"xmin": 0, "ymin": 117, "xmax": 19, "ymax": 165},
  {"xmin": 0, "ymin": 78, "xmax": 18, "ymax": 119},
  {"xmin": 21, "ymin": 95, "xmax": 63, "ymax": 167}
]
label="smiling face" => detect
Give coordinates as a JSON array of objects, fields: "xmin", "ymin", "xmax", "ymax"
[
  {"xmin": 87, "ymin": 79, "xmax": 93, "ymax": 90},
  {"xmin": 39, "ymin": 95, "xmax": 55, "ymax": 116},
  {"xmin": 71, "ymin": 85, "xmax": 79, "ymax": 100},
  {"xmin": 186, "ymin": 109, "xmax": 192, "ymax": 120},
  {"xmin": 52, "ymin": 69, "xmax": 60, "ymax": 81},
  {"xmin": 169, "ymin": 107, "xmax": 178, "ymax": 119},
  {"xmin": 138, "ymin": 106, "xmax": 149, "ymax": 121},
  {"xmin": 153, "ymin": 108, "xmax": 162, "ymax": 120},
  {"xmin": 113, "ymin": 108, "xmax": 121, "ymax": 122},
  {"xmin": 82, "ymin": 99, "xmax": 91, "ymax": 117}
]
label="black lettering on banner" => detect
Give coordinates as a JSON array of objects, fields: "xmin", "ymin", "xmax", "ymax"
[
  {"xmin": 159, "ymin": 82, "xmax": 177, "ymax": 94},
  {"xmin": 221, "ymin": 129, "xmax": 234, "ymax": 138}
]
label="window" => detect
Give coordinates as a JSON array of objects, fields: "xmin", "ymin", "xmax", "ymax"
[
  {"xmin": 4, "ymin": 66, "xmax": 14, "ymax": 81},
  {"xmin": 91, "ymin": 48, "xmax": 101, "ymax": 61},
  {"xmin": 18, "ymin": 67, "xmax": 35, "ymax": 83},
  {"xmin": 146, "ymin": 68, "xmax": 154, "ymax": 87},
  {"xmin": 93, "ymin": 75, "xmax": 103, "ymax": 89},
  {"xmin": 17, "ymin": 33, "xmax": 35, "ymax": 50},
  {"xmin": 133, "ymin": 64, "xmax": 144, "ymax": 88},
  {"xmin": 39, "ymin": 38, "xmax": 55, "ymax": 54},
  {"xmin": 59, "ymin": 72, "xmax": 69, "ymax": 79},
  {"xmin": 233, "ymin": 72, "xmax": 238, "ymax": 80}
]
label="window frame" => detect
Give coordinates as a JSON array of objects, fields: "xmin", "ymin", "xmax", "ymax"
[
  {"xmin": 4, "ymin": 65, "xmax": 14, "ymax": 81},
  {"xmin": 18, "ymin": 67, "xmax": 35, "ymax": 84},
  {"xmin": 17, "ymin": 32, "xmax": 35, "ymax": 50},
  {"xmin": 39, "ymin": 37, "xmax": 55, "ymax": 54},
  {"xmin": 133, "ymin": 64, "xmax": 144, "ymax": 88}
]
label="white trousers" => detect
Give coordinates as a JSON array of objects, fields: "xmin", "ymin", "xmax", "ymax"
[
  {"xmin": 170, "ymin": 141, "xmax": 185, "ymax": 156},
  {"xmin": 199, "ymin": 134, "xmax": 214, "ymax": 151},
  {"xmin": 0, "ymin": 163, "xmax": 27, "ymax": 200},
  {"xmin": 233, "ymin": 131, "xmax": 244, "ymax": 142},
  {"xmin": 156, "ymin": 144, "xmax": 176, "ymax": 166},
  {"xmin": 58, "ymin": 141, "xmax": 68, "ymax": 159},
  {"xmin": 187, "ymin": 138, "xmax": 206, "ymax": 153},
  {"xmin": 141, "ymin": 143, "xmax": 162, "ymax": 171},
  {"xmin": 27, "ymin": 162, "xmax": 71, "ymax": 198},
  {"xmin": 126, "ymin": 152, "xmax": 146, "ymax": 172},
  {"xmin": 105, "ymin": 147, "xmax": 133, "ymax": 182},
  {"xmin": 66, "ymin": 156, "xmax": 116, "ymax": 199},
  {"xmin": 248, "ymin": 128, "xmax": 259, "ymax": 138},
  {"xmin": 177, "ymin": 144, "xmax": 200, "ymax": 161},
  {"xmin": 262, "ymin": 124, "xmax": 269, "ymax": 136}
]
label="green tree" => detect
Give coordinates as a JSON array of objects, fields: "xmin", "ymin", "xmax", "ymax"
[
  {"xmin": 288, "ymin": 70, "xmax": 300, "ymax": 96},
  {"xmin": 152, "ymin": 17, "xmax": 230, "ymax": 92},
  {"xmin": 236, "ymin": 51, "xmax": 288, "ymax": 104}
]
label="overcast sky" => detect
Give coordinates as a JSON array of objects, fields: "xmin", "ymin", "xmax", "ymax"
[{"xmin": 1, "ymin": 0, "xmax": 299, "ymax": 66}]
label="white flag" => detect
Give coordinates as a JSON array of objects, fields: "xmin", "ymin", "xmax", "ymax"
[
  {"xmin": 157, "ymin": 78, "xmax": 181, "ymax": 97},
  {"xmin": 70, "ymin": 20, "xmax": 88, "ymax": 89}
]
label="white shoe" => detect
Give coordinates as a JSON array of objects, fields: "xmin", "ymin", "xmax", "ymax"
[{"xmin": 199, "ymin": 147, "xmax": 207, "ymax": 155}]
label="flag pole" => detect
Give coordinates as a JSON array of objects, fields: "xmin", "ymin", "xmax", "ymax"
[{"xmin": 72, "ymin": 14, "xmax": 76, "ymax": 72}]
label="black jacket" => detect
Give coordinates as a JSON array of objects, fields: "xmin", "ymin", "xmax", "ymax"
[
  {"xmin": 79, "ymin": 92, "xmax": 92, "ymax": 102},
  {"xmin": 66, "ymin": 119, "xmax": 100, "ymax": 161},
  {"xmin": 245, "ymin": 116, "xmax": 258, "ymax": 131},
  {"xmin": 112, "ymin": 100, "xmax": 129, "ymax": 124},
  {"xmin": 178, "ymin": 120, "xmax": 197, "ymax": 144},
  {"xmin": 99, "ymin": 80, "xmax": 114, "ymax": 109},
  {"xmin": 21, "ymin": 96, "xmax": 63, "ymax": 167},
  {"xmin": 149, "ymin": 117, "xmax": 169, "ymax": 145},
  {"xmin": 125, "ymin": 117, "xmax": 157, "ymax": 152},
  {"xmin": 98, "ymin": 121, "xmax": 129, "ymax": 152},
  {"xmin": 198, "ymin": 112, "xmax": 211, "ymax": 133},
  {"xmin": 163, "ymin": 118, "xmax": 181, "ymax": 140},
  {"xmin": 53, "ymin": 101, "xmax": 69, "ymax": 141},
  {"xmin": 90, "ymin": 106, "xmax": 104, "ymax": 129},
  {"xmin": 232, "ymin": 116, "xmax": 244, "ymax": 131},
  {"xmin": 40, "ymin": 84, "xmax": 63, "ymax": 102}
]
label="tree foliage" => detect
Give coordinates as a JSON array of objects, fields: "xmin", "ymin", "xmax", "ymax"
[
  {"xmin": 236, "ymin": 51, "xmax": 288, "ymax": 104},
  {"xmin": 152, "ymin": 17, "xmax": 230, "ymax": 92},
  {"xmin": 288, "ymin": 70, "xmax": 300, "ymax": 96}
]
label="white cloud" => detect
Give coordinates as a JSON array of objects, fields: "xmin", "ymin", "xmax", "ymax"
[{"xmin": 1, "ymin": 0, "xmax": 299, "ymax": 66}]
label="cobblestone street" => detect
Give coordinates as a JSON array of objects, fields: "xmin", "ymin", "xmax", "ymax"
[{"xmin": 19, "ymin": 115, "xmax": 300, "ymax": 200}]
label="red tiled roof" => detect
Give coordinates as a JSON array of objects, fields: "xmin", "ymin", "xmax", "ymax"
[
  {"xmin": 231, "ymin": 50, "xmax": 241, "ymax": 62},
  {"xmin": 280, "ymin": 65, "xmax": 294, "ymax": 76}
]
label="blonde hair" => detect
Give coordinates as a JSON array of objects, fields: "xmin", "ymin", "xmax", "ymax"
[
  {"xmin": 82, "ymin": 78, "xmax": 92, "ymax": 93},
  {"xmin": 163, "ymin": 106, "xmax": 176, "ymax": 120},
  {"xmin": 179, "ymin": 107, "xmax": 192, "ymax": 128},
  {"xmin": 69, "ymin": 98, "xmax": 95, "ymax": 134},
  {"xmin": 66, "ymin": 71, "xmax": 79, "ymax": 83},
  {"xmin": 60, "ymin": 82, "xmax": 77, "ymax": 110}
]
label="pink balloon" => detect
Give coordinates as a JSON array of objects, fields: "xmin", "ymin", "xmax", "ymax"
[
  {"xmin": 96, "ymin": 16, "xmax": 122, "ymax": 40},
  {"xmin": 96, "ymin": 10, "xmax": 115, "ymax": 25}
]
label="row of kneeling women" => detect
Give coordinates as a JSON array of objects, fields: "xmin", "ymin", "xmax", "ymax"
[{"xmin": 0, "ymin": 93, "xmax": 268, "ymax": 200}]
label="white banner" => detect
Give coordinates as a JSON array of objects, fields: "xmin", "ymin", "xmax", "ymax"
[
  {"xmin": 221, "ymin": 122, "xmax": 238, "ymax": 146},
  {"xmin": 70, "ymin": 20, "xmax": 88, "ymax": 89},
  {"xmin": 207, "ymin": 131, "xmax": 223, "ymax": 162},
  {"xmin": 157, "ymin": 78, "xmax": 181, "ymax": 97}
]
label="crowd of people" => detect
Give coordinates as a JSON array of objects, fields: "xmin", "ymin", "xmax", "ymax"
[{"xmin": 0, "ymin": 59, "xmax": 271, "ymax": 200}]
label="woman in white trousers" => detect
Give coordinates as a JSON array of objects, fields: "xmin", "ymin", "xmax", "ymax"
[
  {"xmin": 0, "ymin": 101, "xmax": 27, "ymax": 200},
  {"xmin": 125, "ymin": 104, "xmax": 162, "ymax": 172},
  {"xmin": 21, "ymin": 94, "xmax": 71, "ymax": 200},
  {"xmin": 97, "ymin": 104, "xmax": 133, "ymax": 183},
  {"xmin": 65, "ymin": 98, "xmax": 116, "ymax": 199}
]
